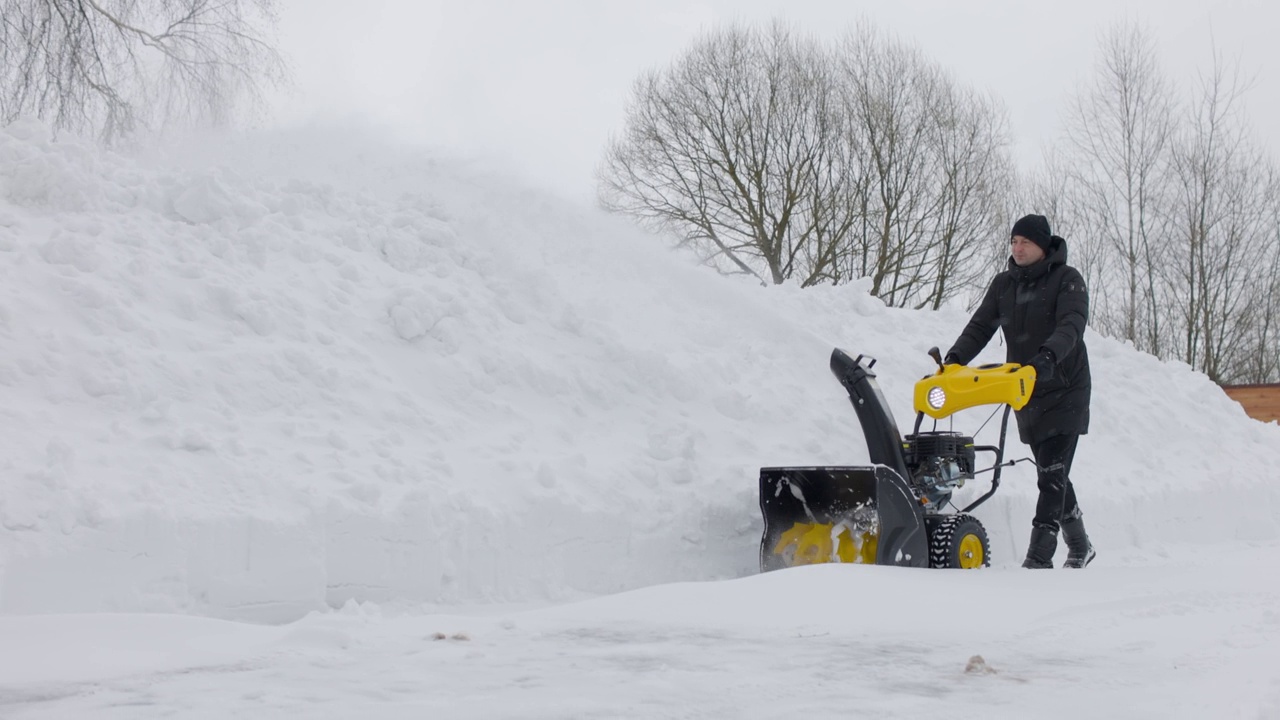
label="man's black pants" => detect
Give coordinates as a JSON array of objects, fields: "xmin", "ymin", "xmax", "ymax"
[{"xmin": 1031, "ymin": 433, "xmax": 1081, "ymax": 528}]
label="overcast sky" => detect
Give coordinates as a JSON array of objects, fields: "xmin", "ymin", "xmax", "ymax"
[{"xmin": 273, "ymin": 0, "xmax": 1279, "ymax": 202}]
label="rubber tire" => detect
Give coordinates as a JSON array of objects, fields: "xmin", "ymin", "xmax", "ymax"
[{"xmin": 927, "ymin": 514, "xmax": 990, "ymax": 569}]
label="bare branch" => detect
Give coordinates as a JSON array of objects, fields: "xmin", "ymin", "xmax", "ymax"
[{"xmin": 1, "ymin": 0, "xmax": 287, "ymax": 142}]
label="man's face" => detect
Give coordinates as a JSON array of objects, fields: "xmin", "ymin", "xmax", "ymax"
[{"xmin": 1011, "ymin": 235, "xmax": 1045, "ymax": 267}]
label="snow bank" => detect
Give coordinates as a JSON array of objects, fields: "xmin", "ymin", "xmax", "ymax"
[{"xmin": 0, "ymin": 120, "xmax": 1276, "ymax": 621}]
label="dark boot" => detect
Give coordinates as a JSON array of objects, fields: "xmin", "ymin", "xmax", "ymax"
[
  {"xmin": 1021, "ymin": 523, "xmax": 1058, "ymax": 569},
  {"xmin": 1060, "ymin": 514, "xmax": 1096, "ymax": 568}
]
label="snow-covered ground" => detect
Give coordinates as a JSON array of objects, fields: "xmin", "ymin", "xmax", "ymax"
[
  {"xmin": 0, "ymin": 120, "xmax": 1277, "ymax": 718},
  {"xmin": 5, "ymin": 545, "xmax": 1280, "ymax": 719}
]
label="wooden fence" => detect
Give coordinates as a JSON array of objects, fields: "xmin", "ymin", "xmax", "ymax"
[{"xmin": 1220, "ymin": 384, "xmax": 1280, "ymax": 424}]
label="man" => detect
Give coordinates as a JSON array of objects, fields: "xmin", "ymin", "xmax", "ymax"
[{"xmin": 945, "ymin": 214, "xmax": 1097, "ymax": 569}]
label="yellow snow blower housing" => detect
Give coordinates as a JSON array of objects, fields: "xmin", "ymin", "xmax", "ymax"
[{"xmin": 913, "ymin": 363, "xmax": 1037, "ymax": 420}]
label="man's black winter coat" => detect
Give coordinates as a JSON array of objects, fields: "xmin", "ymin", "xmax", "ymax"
[{"xmin": 947, "ymin": 236, "xmax": 1091, "ymax": 444}]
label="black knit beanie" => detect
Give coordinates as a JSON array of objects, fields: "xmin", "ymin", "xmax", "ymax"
[{"xmin": 1010, "ymin": 214, "xmax": 1052, "ymax": 252}]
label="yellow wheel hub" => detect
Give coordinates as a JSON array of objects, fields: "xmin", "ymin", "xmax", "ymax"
[
  {"xmin": 772, "ymin": 522, "xmax": 877, "ymax": 567},
  {"xmin": 957, "ymin": 533, "xmax": 985, "ymax": 569}
]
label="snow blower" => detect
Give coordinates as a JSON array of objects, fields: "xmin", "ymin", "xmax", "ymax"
[{"xmin": 759, "ymin": 347, "xmax": 1036, "ymax": 571}]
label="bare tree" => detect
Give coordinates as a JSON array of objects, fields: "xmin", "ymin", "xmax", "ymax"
[
  {"xmin": 834, "ymin": 26, "xmax": 939, "ymax": 303},
  {"xmin": 600, "ymin": 20, "xmax": 1012, "ymax": 305},
  {"xmin": 1, "ymin": 0, "xmax": 286, "ymax": 142},
  {"xmin": 1232, "ymin": 209, "xmax": 1280, "ymax": 382},
  {"xmin": 1043, "ymin": 22, "xmax": 1280, "ymax": 382},
  {"xmin": 832, "ymin": 24, "xmax": 1011, "ymax": 309},
  {"xmin": 919, "ymin": 83, "xmax": 1013, "ymax": 309},
  {"xmin": 1166, "ymin": 54, "xmax": 1276, "ymax": 382},
  {"xmin": 1061, "ymin": 22, "xmax": 1176, "ymax": 355},
  {"xmin": 598, "ymin": 22, "xmax": 853, "ymax": 287}
]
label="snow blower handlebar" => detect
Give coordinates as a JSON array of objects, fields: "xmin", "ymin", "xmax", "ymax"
[
  {"xmin": 913, "ymin": 348, "xmax": 1037, "ymax": 420},
  {"xmin": 956, "ymin": 404, "xmax": 1013, "ymax": 513},
  {"xmin": 911, "ymin": 348, "xmax": 1039, "ymax": 514}
]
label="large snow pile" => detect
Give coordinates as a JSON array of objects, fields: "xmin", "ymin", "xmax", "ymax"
[{"xmin": 1, "ymin": 120, "xmax": 1276, "ymax": 622}]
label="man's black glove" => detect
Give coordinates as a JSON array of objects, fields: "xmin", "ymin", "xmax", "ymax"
[
  {"xmin": 1028, "ymin": 349, "xmax": 1056, "ymax": 381},
  {"xmin": 943, "ymin": 352, "xmax": 961, "ymax": 366}
]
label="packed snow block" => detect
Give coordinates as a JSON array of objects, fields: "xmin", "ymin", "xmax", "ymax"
[
  {"xmin": 372, "ymin": 217, "xmax": 458, "ymax": 273},
  {"xmin": 496, "ymin": 494, "xmax": 758, "ymax": 597},
  {"xmin": 168, "ymin": 172, "xmax": 268, "ymax": 230},
  {"xmin": 0, "ymin": 512, "xmax": 187, "ymax": 615},
  {"xmin": 0, "ymin": 491, "xmax": 755, "ymax": 619},
  {"xmin": 0, "ymin": 512, "xmax": 327, "ymax": 622},
  {"xmin": 322, "ymin": 500, "xmax": 444, "ymax": 607},
  {"xmin": 319, "ymin": 491, "xmax": 759, "ymax": 607},
  {"xmin": 0, "ymin": 121, "xmax": 102, "ymax": 212},
  {"xmin": 385, "ymin": 287, "xmax": 463, "ymax": 348},
  {"xmin": 183, "ymin": 515, "xmax": 328, "ymax": 622}
]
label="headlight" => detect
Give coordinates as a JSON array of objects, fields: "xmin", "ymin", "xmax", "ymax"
[{"xmin": 927, "ymin": 386, "xmax": 946, "ymax": 410}]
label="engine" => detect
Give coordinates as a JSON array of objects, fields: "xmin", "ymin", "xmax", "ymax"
[{"xmin": 904, "ymin": 431, "xmax": 976, "ymax": 511}]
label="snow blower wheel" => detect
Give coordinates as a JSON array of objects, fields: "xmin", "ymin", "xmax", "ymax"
[{"xmin": 926, "ymin": 514, "xmax": 990, "ymax": 569}]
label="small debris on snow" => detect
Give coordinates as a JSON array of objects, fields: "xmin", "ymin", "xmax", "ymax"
[{"xmin": 965, "ymin": 655, "xmax": 997, "ymax": 675}]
